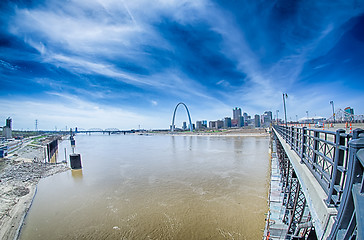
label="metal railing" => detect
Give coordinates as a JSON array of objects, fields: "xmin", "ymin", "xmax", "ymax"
[
  {"xmin": 273, "ymin": 125, "xmax": 364, "ymax": 239},
  {"xmin": 329, "ymin": 135, "xmax": 364, "ymax": 239}
]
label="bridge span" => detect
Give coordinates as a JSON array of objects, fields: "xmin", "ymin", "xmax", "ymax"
[{"xmin": 266, "ymin": 125, "xmax": 364, "ymax": 239}]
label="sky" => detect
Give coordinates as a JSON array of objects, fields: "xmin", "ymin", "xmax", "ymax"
[{"xmin": 1, "ymin": 0, "xmax": 364, "ymax": 130}]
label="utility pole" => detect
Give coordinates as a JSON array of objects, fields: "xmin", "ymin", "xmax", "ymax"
[
  {"xmin": 330, "ymin": 101, "xmax": 335, "ymax": 123},
  {"xmin": 282, "ymin": 93, "xmax": 288, "ymax": 127}
]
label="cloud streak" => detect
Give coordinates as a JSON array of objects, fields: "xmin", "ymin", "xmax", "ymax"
[{"xmin": 1, "ymin": 0, "xmax": 364, "ymax": 129}]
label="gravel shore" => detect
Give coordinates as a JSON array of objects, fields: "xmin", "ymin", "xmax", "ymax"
[{"xmin": 0, "ymin": 142, "xmax": 69, "ymax": 240}]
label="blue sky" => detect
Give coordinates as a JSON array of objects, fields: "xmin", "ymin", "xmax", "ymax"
[{"xmin": 1, "ymin": 0, "xmax": 364, "ymax": 130}]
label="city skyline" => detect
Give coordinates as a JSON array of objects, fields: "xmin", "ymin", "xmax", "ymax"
[{"xmin": 1, "ymin": 0, "xmax": 364, "ymax": 130}]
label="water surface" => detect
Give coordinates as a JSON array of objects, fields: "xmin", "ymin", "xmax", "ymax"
[{"xmin": 20, "ymin": 134, "xmax": 270, "ymax": 239}]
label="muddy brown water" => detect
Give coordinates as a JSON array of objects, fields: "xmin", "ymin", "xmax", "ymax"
[{"xmin": 19, "ymin": 134, "xmax": 270, "ymax": 239}]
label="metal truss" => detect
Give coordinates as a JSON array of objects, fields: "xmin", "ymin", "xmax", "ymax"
[
  {"xmin": 286, "ymin": 180, "xmax": 306, "ymax": 236},
  {"xmin": 274, "ymin": 132, "xmax": 313, "ymax": 239}
]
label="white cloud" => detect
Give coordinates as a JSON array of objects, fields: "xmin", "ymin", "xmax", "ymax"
[
  {"xmin": 3, "ymin": 0, "xmax": 364, "ymax": 126},
  {"xmin": 0, "ymin": 95, "xmax": 166, "ymax": 130}
]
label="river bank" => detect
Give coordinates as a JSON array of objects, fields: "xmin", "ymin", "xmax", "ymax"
[
  {"xmin": 0, "ymin": 141, "xmax": 69, "ymax": 240},
  {"xmin": 157, "ymin": 128, "xmax": 269, "ymax": 137}
]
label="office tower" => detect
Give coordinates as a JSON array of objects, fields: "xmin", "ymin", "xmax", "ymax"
[
  {"xmin": 255, "ymin": 115, "xmax": 261, "ymax": 127},
  {"xmin": 233, "ymin": 107, "xmax": 242, "ymax": 120},
  {"xmin": 224, "ymin": 117, "xmax": 232, "ymax": 128}
]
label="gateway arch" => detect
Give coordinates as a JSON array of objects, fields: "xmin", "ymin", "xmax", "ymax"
[{"xmin": 171, "ymin": 102, "xmax": 193, "ymax": 132}]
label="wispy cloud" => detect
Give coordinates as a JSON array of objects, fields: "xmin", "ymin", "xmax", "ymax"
[{"xmin": 1, "ymin": 0, "xmax": 364, "ymax": 129}]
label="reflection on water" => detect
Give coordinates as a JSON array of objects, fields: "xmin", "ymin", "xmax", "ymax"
[
  {"xmin": 71, "ymin": 169, "xmax": 83, "ymax": 181},
  {"xmin": 20, "ymin": 134, "xmax": 270, "ymax": 239}
]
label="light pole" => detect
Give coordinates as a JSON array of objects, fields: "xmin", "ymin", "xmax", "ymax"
[
  {"xmin": 306, "ymin": 111, "xmax": 309, "ymax": 123},
  {"xmin": 330, "ymin": 101, "xmax": 335, "ymax": 123},
  {"xmin": 283, "ymin": 93, "xmax": 288, "ymax": 127},
  {"xmin": 276, "ymin": 110, "xmax": 279, "ymax": 124}
]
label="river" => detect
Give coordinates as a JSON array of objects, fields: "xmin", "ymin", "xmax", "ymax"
[{"xmin": 20, "ymin": 134, "xmax": 270, "ymax": 239}]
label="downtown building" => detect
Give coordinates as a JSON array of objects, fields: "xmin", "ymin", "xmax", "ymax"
[
  {"xmin": 224, "ymin": 117, "xmax": 232, "ymax": 128},
  {"xmin": 232, "ymin": 107, "xmax": 244, "ymax": 127},
  {"xmin": 2, "ymin": 118, "xmax": 12, "ymax": 139},
  {"xmin": 254, "ymin": 114, "xmax": 261, "ymax": 127},
  {"xmin": 262, "ymin": 111, "xmax": 273, "ymax": 127},
  {"xmin": 209, "ymin": 120, "xmax": 223, "ymax": 129}
]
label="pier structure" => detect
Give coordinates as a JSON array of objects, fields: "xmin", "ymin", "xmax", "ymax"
[{"xmin": 266, "ymin": 125, "xmax": 364, "ymax": 239}]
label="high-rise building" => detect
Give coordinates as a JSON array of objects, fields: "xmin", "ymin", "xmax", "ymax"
[
  {"xmin": 243, "ymin": 112, "xmax": 249, "ymax": 126},
  {"xmin": 216, "ymin": 120, "xmax": 224, "ymax": 129},
  {"xmin": 264, "ymin": 111, "xmax": 272, "ymax": 121},
  {"xmin": 224, "ymin": 117, "xmax": 232, "ymax": 128},
  {"xmin": 243, "ymin": 112, "xmax": 248, "ymax": 120},
  {"xmin": 6, "ymin": 118, "xmax": 12, "ymax": 128},
  {"xmin": 231, "ymin": 119, "xmax": 238, "ymax": 127},
  {"xmin": 3, "ymin": 117, "xmax": 12, "ymax": 139},
  {"xmin": 233, "ymin": 107, "xmax": 242, "ymax": 120},
  {"xmin": 202, "ymin": 120, "xmax": 207, "ymax": 128},
  {"xmin": 196, "ymin": 121, "xmax": 203, "ymax": 130},
  {"xmin": 238, "ymin": 116, "xmax": 244, "ymax": 127},
  {"xmin": 209, "ymin": 121, "xmax": 216, "ymax": 129},
  {"xmin": 182, "ymin": 122, "xmax": 187, "ymax": 130},
  {"xmin": 254, "ymin": 115, "xmax": 260, "ymax": 127},
  {"xmin": 262, "ymin": 111, "xmax": 272, "ymax": 127}
]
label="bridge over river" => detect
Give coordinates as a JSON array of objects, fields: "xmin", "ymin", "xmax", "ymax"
[{"xmin": 266, "ymin": 125, "xmax": 364, "ymax": 239}]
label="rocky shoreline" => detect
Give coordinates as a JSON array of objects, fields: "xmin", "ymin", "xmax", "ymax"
[{"xmin": 0, "ymin": 143, "xmax": 69, "ymax": 240}]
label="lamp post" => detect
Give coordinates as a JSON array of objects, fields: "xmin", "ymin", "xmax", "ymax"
[
  {"xmin": 330, "ymin": 101, "xmax": 335, "ymax": 123},
  {"xmin": 276, "ymin": 110, "xmax": 279, "ymax": 125},
  {"xmin": 283, "ymin": 93, "xmax": 288, "ymax": 127},
  {"xmin": 306, "ymin": 111, "xmax": 309, "ymax": 123}
]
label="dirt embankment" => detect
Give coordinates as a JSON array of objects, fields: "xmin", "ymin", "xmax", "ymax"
[
  {"xmin": 0, "ymin": 143, "xmax": 69, "ymax": 240},
  {"xmin": 168, "ymin": 128, "xmax": 269, "ymax": 136}
]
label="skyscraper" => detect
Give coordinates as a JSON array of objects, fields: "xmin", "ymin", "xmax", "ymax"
[
  {"xmin": 264, "ymin": 111, "xmax": 272, "ymax": 122},
  {"xmin": 233, "ymin": 107, "xmax": 242, "ymax": 120},
  {"xmin": 262, "ymin": 111, "xmax": 273, "ymax": 127},
  {"xmin": 238, "ymin": 116, "xmax": 244, "ymax": 127},
  {"xmin": 254, "ymin": 115, "xmax": 261, "ymax": 127},
  {"xmin": 224, "ymin": 117, "xmax": 232, "ymax": 128},
  {"xmin": 196, "ymin": 121, "xmax": 203, "ymax": 130},
  {"xmin": 3, "ymin": 117, "xmax": 12, "ymax": 139}
]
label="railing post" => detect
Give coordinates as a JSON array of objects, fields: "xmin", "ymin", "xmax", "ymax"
[
  {"xmin": 285, "ymin": 125, "xmax": 288, "ymax": 141},
  {"xmin": 328, "ymin": 129, "xmax": 364, "ymax": 239},
  {"xmin": 301, "ymin": 127, "xmax": 307, "ymax": 163},
  {"xmin": 290, "ymin": 126, "xmax": 294, "ymax": 149},
  {"xmin": 326, "ymin": 129, "xmax": 346, "ymax": 206},
  {"xmin": 312, "ymin": 131, "xmax": 319, "ymax": 169},
  {"xmin": 295, "ymin": 127, "xmax": 299, "ymax": 153}
]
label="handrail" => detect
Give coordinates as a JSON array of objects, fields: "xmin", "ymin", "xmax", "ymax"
[
  {"xmin": 354, "ymin": 149, "xmax": 364, "ymax": 239},
  {"xmin": 274, "ymin": 125, "xmax": 352, "ymax": 206},
  {"xmin": 273, "ymin": 125, "xmax": 364, "ymax": 239}
]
